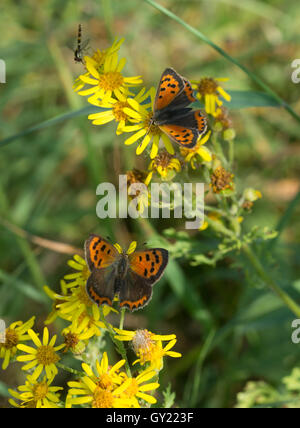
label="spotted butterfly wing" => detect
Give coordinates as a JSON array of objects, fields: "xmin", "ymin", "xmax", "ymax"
[
  {"xmin": 159, "ymin": 110, "xmax": 207, "ymax": 148},
  {"xmin": 153, "ymin": 68, "xmax": 207, "ymax": 149},
  {"xmin": 128, "ymin": 249, "xmax": 169, "ymax": 284},
  {"xmin": 84, "ymin": 234, "xmax": 119, "ymax": 270},
  {"xmin": 86, "ymin": 267, "xmax": 116, "ymax": 307},
  {"xmin": 154, "ymin": 68, "xmax": 185, "ymax": 112},
  {"xmin": 119, "ymin": 248, "xmax": 169, "ymax": 311},
  {"xmin": 84, "ymin": 235, "xmax": 119, "ymax": 307}
]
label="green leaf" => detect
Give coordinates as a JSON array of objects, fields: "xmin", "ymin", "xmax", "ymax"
[
  {"xmin": 165, "ymin": 259, "xmax": 212, "ymax": 324},
  {"xmin": 0, "ymin": 105, "xmax": 102, "ymax": 148},
  {"xmin": 0, "ymin": 269, "xmax": 48, "ymax": 304},
  {"xmin": 225, "ymin": 90, "xmax": 283, "ymax": 109},
  {"xmin": 0, "ymin": 380, "xmax": 9, "ymax": 398},
  {"xmin": 192, "ymin": 90, "xmax": 282, "ymax": 110}
]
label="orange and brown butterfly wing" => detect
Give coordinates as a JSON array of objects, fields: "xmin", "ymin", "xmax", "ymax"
[
  {"xmin": 164, "ymin": 77, "xmax": 196, "ymax": 112},
  {"xmin": 118, "ymin": 249, "xmax": 169, "ymax": 311},
  {"xmin": 159, "ymin": 110, "xmax": 207, "ymax": 149},
  {"xmin": 119, "ymin": 272, "xmax": 153, "ymax": 312},
  {"xmin": 84, "ymin": 235, "xmax": 119, "ymax": 307},
  {"xmin": 154, "ymin": 68, "xmax": 185, "ymax": 112},
  {"xmin": 84, "ymin": 234, "xmax": 119, "ymax": 271},
  {"xmin": 128, "ymin": 249, "xmax": 169, "ymax": 285},
  {"xmin": 86, "ymin": 267, "xmax": 116, "ymax": 307}
]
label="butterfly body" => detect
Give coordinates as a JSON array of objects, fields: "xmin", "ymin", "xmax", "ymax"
[
  {"xmin": 152, "ymin": 68, "xmax": 207, "ymax": 149},
  {"xmin": 84, "ymin": 235, "xmax": 169, "ymax": 311}
]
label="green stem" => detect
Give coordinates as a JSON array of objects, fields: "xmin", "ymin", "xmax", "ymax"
[
  {"xmin": 143, "ymin": 0, "xmax": 300, "ymax": 124},
  {"xmin": 242, "ymin": 243, "xmax": 300, "ymax": 317},
  {"xmin": 228, "ymin": 140, "xmax": 235, "ymax": 166},
  {"xmin": 99, "ymin": 307, "xmax": 132, "ymax": 377},
  {"xmin": 212, "ymin": 133, "xmax": 228, "ymax": 168},
  {"xmin": 119, "ymin": 308, "xmax": 126, "ymax": 330},
  {"xmin": 57, "ymin": 362, "xmax": 84, "ymax": 377}
]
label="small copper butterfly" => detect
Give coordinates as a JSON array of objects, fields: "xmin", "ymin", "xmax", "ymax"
[
  {"xmin": 84, "ymin": 235, "xmax": 169, "ymax": 311},
  {"xmin": 151, "ymin": 68, "xmax": 207, "ymax": 149}
]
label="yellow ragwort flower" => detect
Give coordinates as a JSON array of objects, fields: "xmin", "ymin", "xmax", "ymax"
[
  {"xmin": 145, "ymin": 150, "xmax": 182, "ymax": 184},
  {"xmin": 73, "ymin": 38, "xmax": 125, "ymax": 93},
  {"xmin": 17, "ymin": 327, "xmax": 65, "ymax": 380},
  {"xmin": 62, "ymin": 318, "xmax": 96, "ymax": 354},
  {"xmin": 114, "ymin": 328, "xmax": 181, "ymax": 372},
  {"xmin": 121, "ymin": 87, "xmax": 175, "ymax": 159},
  {"xmin": 119, "ymin": 368, "xmax": 160, "ymax": 407},
  {"xmin": 44, "ymin": 253, "xmax": 114, "ymax": 330},
  {"xmin": 43, "ymin": 281, "xmax": 70, "ymax": 325},
  {"xmin": 87, "ymin": 87, "xmax": 151, "ymax": 135},
  {"xmin": 54, "ymin": 283, "xmax": 108, "ymax": 332},
  {"xmin": 0, "ymin": 316, "xmax": 35, "ymax": 370},
  {"xmin": 76, "ymin": 49, "xmax": 142, "ymax": 102},
  {"xmin": 192, "ymin": 77, "xmax": 231, "ymax": 116},
  {"xmin": 210, "ymin": 165, "xmax": 234, "ymax": 194},
  {"xmin": 199, "ymin": 211, "xmax": 223, "ymax": 231},
  {"xmin": 9, "ymin": 374, "xmax": 63, "ymax": 408},
  {"xmin": 64, "ymin": 254, "xmax": 91, "ymax": 288},
  {"xmin": 180, "ymin": 130, "xmax": 212, "ymax": 169},
  {"xmin": 66, "ymin": 352, "xmax": 134, "ymax": 408}
]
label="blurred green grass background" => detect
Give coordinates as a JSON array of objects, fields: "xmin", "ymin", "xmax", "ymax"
[{"xmin": 0, "ymin": 0, "xmax": 300, "ymax": 408}]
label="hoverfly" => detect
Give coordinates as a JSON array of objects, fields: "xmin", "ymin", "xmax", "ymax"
[{"xmin": 74, "ymin": 24, "xmax": 89, "ymax": 63}]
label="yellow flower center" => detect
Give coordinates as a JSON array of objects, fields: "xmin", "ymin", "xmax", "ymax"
[
  {"xmin": 97, "ymin": 373, "xmax": 113, "ymax": 391},
  {"xmin": 197, "ymin": 78, "xmax": 218, "ymax": 95},
  {"xmin": 92, "ymin": 386, "xmax": 114, "ymax": 408},
  {"xmin": 145, "ymin": 113, "xmax": 161, "ymax": 136},
  {"xmin": 64, "ymin": 332, "xmax": 79, "ymax": 351},
  {"xmin": 98, "ymin": 71, "xmax": 124, "ymax": 91},
  {"xmin": 126, "ymin": 169, "xmax": 147, "ymax": 186},
  {"xmin": 151, "ymin": 151, "xmax": 177, "ymax": 173},
  {"xmin": 2, "ymin": 328, "xmax": 18, "ymax": 349},
  {"xmin": 124, "ymin": 379, "xmax": 139, "ymax": 397},
  {"xmin": 36, "ymin": 345, "xmax": 59, "ymax": 366},
  {"xmin": 210, "ymin": 166, "xmax": 234, "ymax": 193},
  {"xmin": 32, "ymin": 381, "xmax": 49, "ymax": 401},
  {"xmin": 113, "ymin": 101, "xmax": 129, "ymax": 122}
]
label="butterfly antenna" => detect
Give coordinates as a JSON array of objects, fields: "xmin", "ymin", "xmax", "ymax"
[{"xmin": 145, "ymin": 115, "xmax": 155, "ymax": 137}]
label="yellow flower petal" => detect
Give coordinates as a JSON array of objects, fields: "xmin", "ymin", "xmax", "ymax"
[
  {"xmin": 136, "ymin": 133, "xmax": 151, "ymax": 155},
  {"xmin": 28, "ymin": 329, "xmax": 41, "ymax": 347}
]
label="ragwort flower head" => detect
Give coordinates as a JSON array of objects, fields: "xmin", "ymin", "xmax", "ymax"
[
  {"xmin": 9, "ymin": 374, "xmax": 63, "ymax": 408},
  {"xmin": 192, "ymin": 77, "xmax": 231, "ymax": 116},
  {"xmin": 146, "ymin": 150, "xmax": 182, "ymax": 184},
  {"xmin": 121, "ymin": 87, "xmax": 175, "ymax": 159},
  {"xmin": 119, "ymin": 368, "xmax": 160, "ymax": 407},
  {"xmin": 17, "ymin": 327, "xmax": 65, "ymax": 380},
  {"xmin": 114, "ymin": 328, "xmax": 182, "ymax": 372},
  {"xmin": 76, "ymin": 47, "xmax": 142, "ymax": 102},
  {"xmin": 66, "ymin": 352, "xmax": 134, "ymax": 408},
  {"xmin": 210, "ymin": 166, "xmax": 235, "ymax": 194},
  {"xmin": 88, "ymin": 87, "xmax": 151, "ymax": 135},
  {"xmin": 0, "ymin": 316, "xmax": 35, "ymax": 370},
  {"xmin": 180, "ymin": 130, "xmax": 212, "ymax": 169}
]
